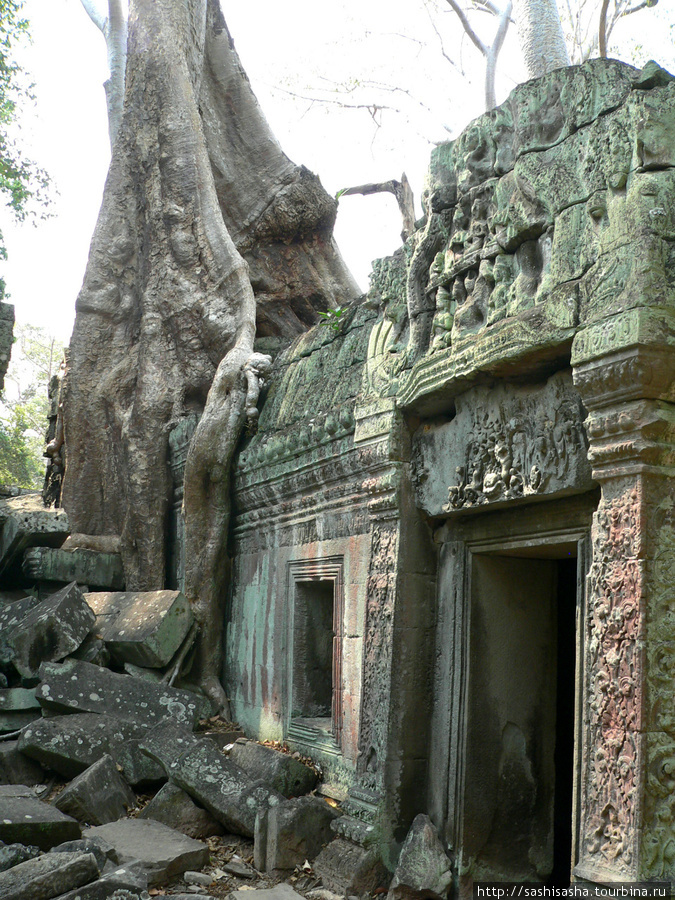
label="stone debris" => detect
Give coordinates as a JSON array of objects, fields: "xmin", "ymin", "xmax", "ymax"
[
  {"xmin": 313, "ymin": 837, "xmax": 390, "ymax": 894},
  {"xmin": 36, "ymin": 658, "xmax": 201, "ymax": 728},
  {"xmin": 22, "ymin": 547, "xmax": 125, "ymax": 591},
  {"xmin": 84, "ymin": 590, "xmax": 194, "ymax": 668},
  {"xmin": 255, "ymin": 796, "xmax": 340, "ymax": 872},
  {"xmin": 0, "ymin": 794, "xmax": 81, "ymax": 850},
  {"xmin": 0, "ymin": 849, "xmax": 99, "ymax": 900},
  {"xmin": 138, "ymin": 782, "xmax": 224, "ymax": 839},
  {"xmin": 164, "ymin": 739, "xmax": 285, "ymax": 837},
  {"xmin": 5, "ymin": 583, "xmax": 96, "ymax": 679},
  {"xmin": 388, "ymin": 814, "xmax": 452, "ymax": 898},
  {"xmin": 54, "ymin": 754, "xmax": 136, "ymax": 825},
  {"xmin": 0, "ymin": 554, "xmax": 383, "ymax": 898},
  {"xmin": 83, "ymin": 818, "xmax": 209, "ymax": 885},
  {"xmin": 229, "ymin": 739, "xmax": 318, "ymax": 798}
]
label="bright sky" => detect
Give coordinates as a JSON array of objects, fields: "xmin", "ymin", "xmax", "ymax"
[{"xmin": 2, "ymin": 0, "xmax": 674, "ymax": 345}]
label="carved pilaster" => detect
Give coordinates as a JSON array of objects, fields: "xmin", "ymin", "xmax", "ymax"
[{"xmin": 572, "ymin": 322, "xmax": 675, "ymax": 882}]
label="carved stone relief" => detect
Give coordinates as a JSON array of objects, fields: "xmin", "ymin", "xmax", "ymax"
[{"xmin": 412, "ymin": 370, "xmax": 593, "ymax": 517}]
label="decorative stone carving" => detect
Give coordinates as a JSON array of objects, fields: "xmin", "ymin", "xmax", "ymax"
[{"xmin": 412, "ymin": 370, "xmax": 592, "ymax": 517}]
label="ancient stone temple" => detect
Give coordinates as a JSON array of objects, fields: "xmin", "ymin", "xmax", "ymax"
[{"xmin": 225, "ymin": 57, "xmax": 675, "ymax": 888}]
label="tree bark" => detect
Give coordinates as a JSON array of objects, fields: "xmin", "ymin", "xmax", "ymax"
[
  {"xmin": 62, "ymin": 0, "xmax": 357, "ymax": 603},
  {"xmin": 512, "ymin": 0, "xmax": 570, "ymax": 78}
]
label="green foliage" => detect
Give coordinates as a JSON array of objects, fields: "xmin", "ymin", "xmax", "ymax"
[
  {"xmin": 0, "ymin": 402, "xmax": 44, "ymax": 487},
  {"xmin": 0, "ymin": 323, "xmax": 64, "ymax": 489},
  {"xmin": 0, "ymin": 0, "xmax": 50, "ymax": 258},
  {"xmin": 317, "ymin": 305, "xmax": 346, "ymax": 331}
]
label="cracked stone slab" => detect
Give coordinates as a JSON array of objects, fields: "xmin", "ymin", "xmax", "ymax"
[
  {"xmin": 84, "ymin": 818, "xmax": 209, "ymax": 885},
  {"xmin": 18, "ymin": 713, "xmax": 165, "ymax": 785},
  {"xmin": 36, "ymin": 658, "xmax": 201, "ymax": 728},
  {"xmin": 0, "ymin": 493, "xmax": 69, "ymax": 583},
  {"xmin": 6, "ymin": 583, "xmax": 96, "ymax": 678},
  {"xmin": 84, "ymin": 590, "xmax": 194, "ymax": 668},
  {"xmin": 0, "ymin": 850, "xmax": 99, "ymax": 900},
  {"xmin": 48, "ymin": 859, "xmax": 147, "ymax": 899},
  {"xmin": 0, "ymin": 794, "xmax": 81, "ymax": 849}
]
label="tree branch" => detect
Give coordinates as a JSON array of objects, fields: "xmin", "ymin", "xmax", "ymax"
[
  {"xmin": 340, "ymin": 173, "xmax": 416, "ymax": 241},
  {"xmin": 80, "ymin": 0, "xmax": 107, "ymax": 35},
  {"xmin": 598, "ymin": 0, "xmax": 611, "ymax": 56},
  {"xmin": 444, "ymin": 0, "xmax": 488, "ymax": 56},
  {"xmin": 485, "ymin": 0, "xmax": 512, "ymax": 108}
]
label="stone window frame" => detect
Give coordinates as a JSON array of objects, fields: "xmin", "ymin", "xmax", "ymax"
[{"xmin": 286, "ymin": 556, "xmax": 345, "ymax": 753}]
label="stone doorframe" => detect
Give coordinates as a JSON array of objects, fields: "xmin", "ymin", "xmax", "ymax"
[{"xmin": 427, "ymin": 493, "xmax": 598, "ymax": 887}]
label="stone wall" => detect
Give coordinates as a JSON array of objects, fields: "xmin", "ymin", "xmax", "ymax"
[{"xmin": 227, "ymin": 58, "xmax": 675, "ymax": 882}]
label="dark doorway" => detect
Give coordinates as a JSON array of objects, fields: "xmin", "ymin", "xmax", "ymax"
[{"xmin": 461, "ymin": 549, "xmax": 579, "ymax": 884}]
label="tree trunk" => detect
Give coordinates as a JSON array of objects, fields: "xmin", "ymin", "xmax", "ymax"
[
  {"xmin": 512, "ymin": 0, "xmax": 570, "ymax": 78},
  {"xmin": 62, "ymin": 0, "xmax": 357, "ymax": 603}
]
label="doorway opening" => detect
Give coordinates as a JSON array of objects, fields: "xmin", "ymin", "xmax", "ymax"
[{"xmin": 461, "ymin": 547, "xmax": 579, "ymax": 885}]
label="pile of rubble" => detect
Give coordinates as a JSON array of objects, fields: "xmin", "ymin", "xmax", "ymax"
[{"xmin": 0, "ymin": 569, "xmax": 453, "ymax": 898}]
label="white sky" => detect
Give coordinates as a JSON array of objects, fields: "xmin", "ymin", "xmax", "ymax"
[{"xmin": 2, "ymin": 0, "xmax": 674, "ymax": 345}]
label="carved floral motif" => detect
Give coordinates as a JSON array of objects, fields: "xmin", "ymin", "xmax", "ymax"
[{"xmin": 581, "ymin": 488, "xmax": 643, "ymax": 874}]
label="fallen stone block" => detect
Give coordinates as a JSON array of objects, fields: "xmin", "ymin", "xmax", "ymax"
[
  {"xmin": 0, "ymin": 841, "xmax": 40, "ymax": 873},
  {"xmin": 84, "ymin": 589, "xmax": 194, "ymax": 668},
  {"xmin": 138, "ymin": 782, "xmax": 223, "ymax": 839},
  {"xmin": 36, "ymin": 659, "xmax": 201, "ymax": 728},
  {"xmin": 22, "ymin": 547, "xmax": 125, "ymax": 591},
  {"xmin": 313, "ymin": 837, "xmax": 389, "ymax": 894},
  {"xmin": 256, "ymin": 796, "xmax": 340, "ymax": 872},
  {"xmin": 0, "ymin": 494, "xmax": 69, "ymax": 584},
  {"xmin": 0, "ymin": 687, "xmax": 41, "ymax": 733},
  {"xmin": 227, "ymin": 885, "xmax": 306, "ymax": 900},
  {"xmin": 0, "ymin": 794, "xmax": 81, "ymax": 850},
  {"xmin": 18, "ymin": 713, "xmax": 165, "ymax": 785},
  {"xmin": 6, "ymin": 583, "xmax": 96, "ymax": 679},
  {"xmin": 0, "ymin": 743, "xmax": 45, "ymax": 786},
  {"xmin": 83, "ymin": 818, "xmax": 208, "ymax": 885},
  {"xmin": 0, "ymin": 850, "xmax": 99, "ymax": 900},
  {"xmin": 230, "ymin": 739, "xmax": 318, "ymax": 798},
  {"xmin": 54, "ymin": 754, "xmax": 136, "ymax": 825},
  {"xmin": 388, "ymin": 814, "xmax": 452, "ymax": 898},
  {"xmin": 163, "ymin": 738, "xmax": 284, "ymax": 837}
]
